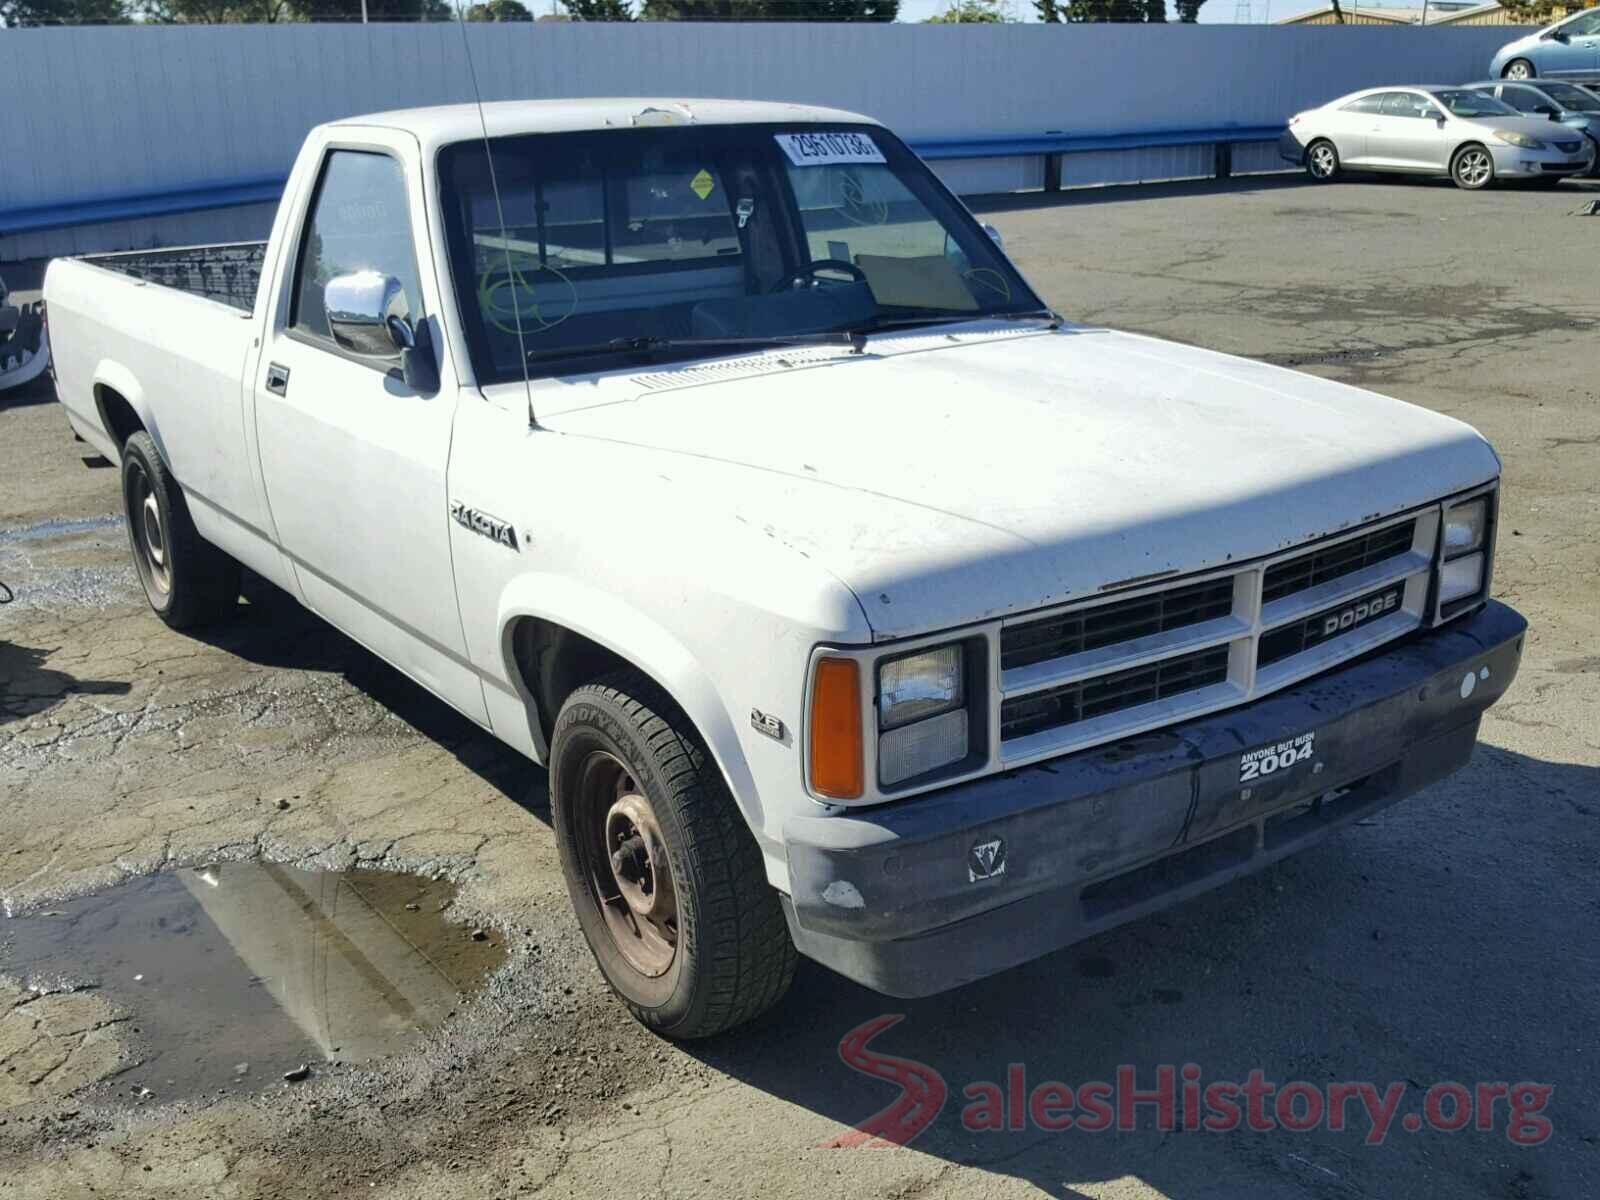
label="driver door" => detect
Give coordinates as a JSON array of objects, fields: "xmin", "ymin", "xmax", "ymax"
[
  {"xmin": 252, "ymin": 131, "xmax": 487, "ymax": 724},
  {"xmin": 1546, "ymin": 11, "xmax": 1600, "ymax": 79}
]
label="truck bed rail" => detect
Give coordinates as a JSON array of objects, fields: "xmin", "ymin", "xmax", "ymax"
[{"xmin": 82, "ymin": 241, "xmax": 267, "ymax": 314}]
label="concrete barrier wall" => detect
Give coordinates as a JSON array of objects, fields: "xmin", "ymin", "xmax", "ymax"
[{"xmin": 0, "ymin": 22, "xmax": 1528, "ymax": 259}]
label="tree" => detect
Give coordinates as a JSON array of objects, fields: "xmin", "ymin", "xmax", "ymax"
[
  {"xmin": 1060, "ymin": 0, "xmax": 1164, "ymax": 18},
  {"xmin": 1173, "ymin": 0, "xmax": 1203, "ymax": 17},
  {"xmin": 0, "ymin": 0, "xmax": 129, "ymax": 24},
  {"xmin": 1034, "ymin": 0, "xmax": 1057, "ymax": 17},
  {"xmin": 288, "ymin": 0, "xmax": 448, "ymax": 18},
  {"xmin": 1500, "ymin": 0, "xmax": 1560, "ymax": 17},
  {"xmin": 139, "ymin": 0, "xmax": 293, "ymax": 21},
  {"xmin": 467, "ymin": 0, "xmax": 531, "ymax": 15},
  {"xmin": 924, "ymin": 0, "xmax": 1008, "ymax": 20},
  {"xmin": 641, "ymin": 0, "xmax": 757, "ymax": 15},
  {"xmin": 562, "ymin": 0, "xmax": 633, "ymax": 15}
]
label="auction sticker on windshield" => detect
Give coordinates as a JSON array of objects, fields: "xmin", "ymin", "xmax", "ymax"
[{"xmin": 775, "ymin": 131, "xmax": 886, "ymax": 167}]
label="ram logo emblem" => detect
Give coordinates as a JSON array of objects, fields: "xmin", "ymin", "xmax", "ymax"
[{"xmin": 968, "ymin": 837, "xmax": 1006, "ymax": 882}]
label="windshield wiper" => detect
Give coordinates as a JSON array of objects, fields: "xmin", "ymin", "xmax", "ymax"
[
  {"xmin": 855, "ymin": 308, "xmax": 1063, "ymax": 335},
  {"xmin": 526, "ymin": 330, "xmax": 864, "ymax": 364}
]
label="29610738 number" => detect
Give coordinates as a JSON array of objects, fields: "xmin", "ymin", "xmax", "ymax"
[{"xmin": 1239, "ymin": 731, "xmax": 1316, "ymax": 783}]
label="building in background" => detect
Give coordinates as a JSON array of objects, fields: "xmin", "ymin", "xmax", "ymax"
[{"xmin": 1278, "ymin": 1, "xmax": 1554, "ymax": 22}]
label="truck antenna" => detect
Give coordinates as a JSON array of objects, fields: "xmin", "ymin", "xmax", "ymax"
[{"xmin": 453, "ymin": 1, "xmax": 537, "ymax": 428}]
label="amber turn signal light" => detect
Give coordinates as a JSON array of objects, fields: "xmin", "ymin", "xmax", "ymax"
[{"xmin": 809, "ymin": 657, "xmax": 863, "ymax": 800}]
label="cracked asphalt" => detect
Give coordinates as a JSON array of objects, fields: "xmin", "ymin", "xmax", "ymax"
[{"xmin": 3, "ymin": 174, "xmax": 1598, "ymax": 1199}]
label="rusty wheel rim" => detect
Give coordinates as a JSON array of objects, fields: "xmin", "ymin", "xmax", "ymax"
[{"xmin": 576, "ymin": 750, "xmax": 678, "ymax": 978}]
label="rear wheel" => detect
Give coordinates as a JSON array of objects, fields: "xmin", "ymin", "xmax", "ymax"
[
  {"xmin": 1305, "ymin": 139, "xmax": 1341, "ymax": 182},
  {"xmin": 1451, "ymin": 144, "xmax": 1495, "ymax": 191},
  {"xmin": 550, "ymin": 669, "xmax": 796, "ymax": 1039},
  {"xmin": 120, "ymin": 431, "xmax": 238, "ymax": 628},
  {"xmin": 1504, "ymin": 59, "xmax": 1535, "ymax": 81}
]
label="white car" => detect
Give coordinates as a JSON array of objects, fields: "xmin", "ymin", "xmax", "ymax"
[
  {"xmin": 1281, "ymin": 85, "xmax": 1595, "ymax": 189},
  {"xmin": 44, "ymin": 99, "xmax": 1526, "ymax": 1037}
]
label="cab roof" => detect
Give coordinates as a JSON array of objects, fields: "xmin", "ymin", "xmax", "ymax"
[{"xmin": 326, "ymin": 98, "xmax": 879, "ymax": 152}]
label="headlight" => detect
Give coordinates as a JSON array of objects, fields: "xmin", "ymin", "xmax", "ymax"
[
  {"xmin": 1437, "ymin": 493, "xmax": 1494, "ymax": 615},
  {"xmin": 1440, "ymin": 553, "xmax": 1485, "ymax": 604},
  {"xmin": 1493, "ymin": 130, "xmax": 1544, "ymax": 149},
  {"xmin": 1443, "ymin": 498, "xmax": 1487, "ymax": 556},
  {"xmin": 877, "ymin": 645, "xmax": 969, "ymax": 786},
  {"xmin": 878, "ymin": 646, "xmax": 964, "ymax": 729}
]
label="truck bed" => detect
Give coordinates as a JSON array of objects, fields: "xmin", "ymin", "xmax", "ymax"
[{"xmin": 81, "ymin": 241, "xmax": 267, "ymax": 314}]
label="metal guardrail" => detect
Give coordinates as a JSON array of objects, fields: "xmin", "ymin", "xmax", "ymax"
[
  {"xmin": 913, "ymin": 125, "xmax": 1289, "ymax": 188},
  {"xmin": 0, "ymin": 124, "xmax": 1291, "ymax": 239},
  {"xmin": 0, "ymin": 176, "xmax": 286, "ymax": 238}
]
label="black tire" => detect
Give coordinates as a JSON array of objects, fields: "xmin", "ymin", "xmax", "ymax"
[
  {"xmin": 1451, "ymin": 143, "xmax": 1496, "ymax": 191},
  {"xmin": 549, "ymin": 669, "xmax": 796, "ymax": 1039},
  {"xmin": 120, "ymin": 430, "xmax": 238, "ymax": 629},
  {"xmin": 1305, "ymin": 139, "xmax": 1341, "ymax": 183},
  {"xmin": 1503, "ymin": 59, "xmax": 1535, "ymax": 81}
]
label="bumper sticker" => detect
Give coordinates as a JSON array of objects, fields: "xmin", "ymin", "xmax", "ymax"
[{"xmin": 1239, "ymin": 731, "xmax": 1315, "ymax": 784}]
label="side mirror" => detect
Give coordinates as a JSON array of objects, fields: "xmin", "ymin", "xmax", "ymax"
[
  {"xmin": 325, "ymin": 271, "xmax": 438, "ymax": 392},
  {"xmin": 982, "ymin": 223, "xmax": 1004, "ymax": 250},
  {"xmin": 1435, "ymin": 115, "xmax": 1448, "ymax": 128}
]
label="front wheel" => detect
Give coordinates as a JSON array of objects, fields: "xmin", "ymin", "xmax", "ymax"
[
  {"xmin": 1451, "ymin": 144, "xmax": 1496, "ymax": 191},
  {"xmin": 1504, "ymin": 59, "xmax": 1535, "ymax": 81},
  {"xmin": 1305, "ymin": 139, "xmax": 1341, "ymax": 183},
  {"xmin": 550, "ymin": 670, "xmax": 797, "ymax": 1039}
]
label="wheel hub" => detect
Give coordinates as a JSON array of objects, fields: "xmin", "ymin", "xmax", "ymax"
[
  {"xmin": 128, "ymin": 465, "xmax": 171, "ymax": 597},
  {"xmin": 578, "ymin": 753, "xmax": 679, "ymax": 978}
]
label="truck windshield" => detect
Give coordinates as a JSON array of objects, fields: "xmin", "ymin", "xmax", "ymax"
[{"xmin": 437, "ymin": 123, "xmax": 1043, "ymax": 382}]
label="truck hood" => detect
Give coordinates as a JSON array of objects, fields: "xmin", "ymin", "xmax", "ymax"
[{"xmin": 536, "ymin": 325, "xmax": 1499, "ymax": 640}]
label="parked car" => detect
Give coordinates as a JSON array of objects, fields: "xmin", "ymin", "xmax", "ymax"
[
  {"xmin": 1490, "ymin": 7, "xmax": 1600, "ymax": 83},
  {"xmin": 1281, "ymin": 86, "xmax": 1595, "ymax": 189},
  {"xmin": 45, "ymin": 100, "xmax": 1526, "ymax": 1037},
  {"xmin": 1466, "ymin": 78, "xmax": 1600, "ymax": 174},
  {"xmin": 0, "ymin": 272, "xmax": 50, "ymax": 394}
]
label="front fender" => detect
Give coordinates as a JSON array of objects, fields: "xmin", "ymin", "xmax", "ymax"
[{"xmin": 495, "ymin": 573, "xmax": 767, "ymax": 838}]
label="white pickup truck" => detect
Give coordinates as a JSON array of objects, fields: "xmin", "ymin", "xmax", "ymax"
[{"xmin": 45, "ymin": 99, "xmax": 1526, "ymax": 1039}]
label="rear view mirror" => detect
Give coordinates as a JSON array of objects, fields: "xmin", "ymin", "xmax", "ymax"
[
  {"xmin": 325, "ymin": 271, "xmax": 438, "ymax": 392},
  {"xmin": 982, "ymin": 223, "xmax": 1004, "ymax": 250}
]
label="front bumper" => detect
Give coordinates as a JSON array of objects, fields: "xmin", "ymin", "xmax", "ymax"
[
  {"xmin": 1490, "ymin": 142, "xmax": 1593, "ymax": 178},
  {"xmin": 781, "ymin": 601, "xmax": 1526, "ymax": 998}
]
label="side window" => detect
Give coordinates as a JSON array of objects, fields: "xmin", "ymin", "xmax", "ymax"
[
  {"xmin": 1500, "ymin": 87, "xmax": 1543, "ymax": 114},
  {"xmin": 291, "ymin": 150, "xmax": 423, "ymax": 346},
  {"xmin": 1565, "ymin": 11, "xmax": 1600, "ymax": 34},
  {"xmin": 1382, "ymin": 93, "xmax": 1433, "ymax": 120},
  {"xmin": 1342, "ymin": 94, "xmax": 1389, "ymax": 115}
]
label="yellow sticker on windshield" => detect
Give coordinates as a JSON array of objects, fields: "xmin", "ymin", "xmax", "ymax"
[{"xmin": 689, "ymin": 169, "xmax": 715, "ymax": 200}]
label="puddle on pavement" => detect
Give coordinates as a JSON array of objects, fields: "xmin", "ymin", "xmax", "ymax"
[{"xmin": 1, "ymin": 864, "xmax": 506, "ymax": 1104}]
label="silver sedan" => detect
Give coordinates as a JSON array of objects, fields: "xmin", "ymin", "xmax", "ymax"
[{"xmin": 1280, "ymin": 86, "xmax": 1595, "ymax": 190}]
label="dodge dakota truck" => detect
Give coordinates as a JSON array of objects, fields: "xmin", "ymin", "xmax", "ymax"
[{"xmin": 44, "ymin": 99, "xmax": 1526, "ymax": 1039}]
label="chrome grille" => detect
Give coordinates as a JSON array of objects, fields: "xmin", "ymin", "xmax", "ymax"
[{"xmin": 995, "ymin": 511, "xmax": 1438, "ymax": 760}]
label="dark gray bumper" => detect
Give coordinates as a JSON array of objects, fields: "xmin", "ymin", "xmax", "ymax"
[{"xmin": 781, "ymin": 601, "xmax": 1527, "ymax": 998}]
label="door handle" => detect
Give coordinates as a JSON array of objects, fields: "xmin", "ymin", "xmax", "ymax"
[{"xmin": 265, "ymin": 363, "xmax": 290, "ymax": 396}]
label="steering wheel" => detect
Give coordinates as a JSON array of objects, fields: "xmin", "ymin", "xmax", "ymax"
[{"xmin": 772, "ymin": 259, "xmax": 867, "ymax": 293}]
